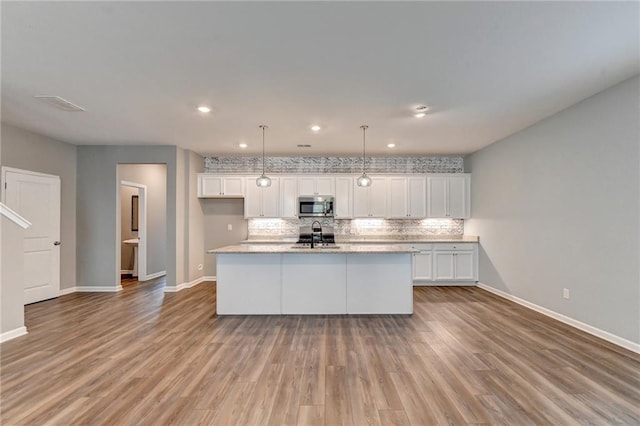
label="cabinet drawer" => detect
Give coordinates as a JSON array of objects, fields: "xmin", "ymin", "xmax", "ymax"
[
  {"xmin": 433, "ymin": 243, "xmax": 475, "ymax": 251},
  {"xmin": 410, "ymin": 243, "xmax": 433, "ymax": 251}
]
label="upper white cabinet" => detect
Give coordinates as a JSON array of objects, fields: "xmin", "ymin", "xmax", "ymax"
[
  {"xmin": 427, "ymin": 174, "xmax": 470, "ymax": 219},
  {"xmin": 387, "ymin": 177, "xmax": 426, "ymax": 219},
  {"xmin": 334, "ymin": 177, "xmax": 353, "ymax": 219},
  {"xmin": 244, "ymin": 177, "xmax": 280, "ymax": 218},
  {"xmin": 280, "ymin": 176, "xmax": 298, "ymax": 219},
  {"xmin": 197, "ymin": 174, "xmax": 245, "ymax": 198},
  {"xmin": 298, "ymin": 176, "xmax": 335, "ymax": 196},
  {"xmin": 353, "ymin": 177, "xmax": 387, "ymax": 218}
]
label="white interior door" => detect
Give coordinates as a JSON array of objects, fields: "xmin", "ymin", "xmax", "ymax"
[{"xmin": 3, "ymin": 168, "xmax": 61, "ymax": 304}]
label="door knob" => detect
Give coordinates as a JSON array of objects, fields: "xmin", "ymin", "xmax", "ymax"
[{"xmin": 54, "ymin": 241, "xmax": 62, "ymax": 246}]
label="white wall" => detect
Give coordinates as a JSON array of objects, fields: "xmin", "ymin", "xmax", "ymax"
[{"xmin": 465, "ymin": 76, "xmax": 640, "ymax": 345}]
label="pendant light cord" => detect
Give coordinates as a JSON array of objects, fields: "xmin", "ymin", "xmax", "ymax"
[
  {"xmin": 361, "ymin": 125, "xmax": 368, "ymax": 174},
  {"xmin": 259, "ymin": 124, "xmax": 267, "ymax": 174}
]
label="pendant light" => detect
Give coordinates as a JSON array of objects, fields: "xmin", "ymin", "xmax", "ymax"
[
  {"xmin": 356, "ymin": 125, "xmax": 372, "ymax": 187},
  {"xmin": 256, "ymin": 124, "xmax": 272, "ymax": 187}
]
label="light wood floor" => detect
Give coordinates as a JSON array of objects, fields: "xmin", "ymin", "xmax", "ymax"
[{"xmin": 1, "ymin": 279, "xmax": 638, "ymax": 425}]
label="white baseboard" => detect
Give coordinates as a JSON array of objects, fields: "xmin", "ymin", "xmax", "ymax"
[
  {"xmin": 1, "ymin": 326, "xmax": 28, "ymax": 343},
  {"xmin": 164, "ymin": 276, "xmax": 215, "ymax": 293},
  {"xmin": 59, "ymin": 287, "xmax": 77, "ymax": 296},
  {"xmin": 76, "ymin": 285, "xmax": 123, "ymax": 292},
  {"xmin": 477, "ymin": 283, "xmax": 640, "ymax": 354},
  {"xmin": 144, "ymin": 270, "xmax": 166, "ymax": 281},
  {"xmin": 120, "ymin": 270, "xmax": 133, "ymax": 275}
]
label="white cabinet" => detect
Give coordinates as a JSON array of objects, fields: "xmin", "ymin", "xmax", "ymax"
[
  {"xmin": 427, "ymin": 174, "xmax": 470, "ymax": 218},
  {"xmin": 353, "ymin": 177, "xmax": 387, "ymax": 218},
  {"xmin": 334, "ymin": 177, "xmax": 353, "ymax": 219},
  {"xmin": 244, "ymin": 177, "xmax": 280, "ymax": 218},
  {"xmin": 433, "ymin": 243, "xmax": 477, "ymax": 282},
  {"xmin": 412, "ymin": 244, "xmax": 433, "ymax": 283},
  {"xmin": 387, "ymin": 177, "xmax": 426, "ymax": 219},
  {"xmin": 280, "ymin": 176, "xmax": 298, "ymax": 219},
  {"xmin": 298, "ymin": 176, "xmax": 334, "ymax": 196},
  {"xmin": 197, "ymin": 174, "xmax": 245, "ymax": 198}
]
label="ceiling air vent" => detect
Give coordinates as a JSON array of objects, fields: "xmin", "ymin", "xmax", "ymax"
[
  {"xmin": 34, "ymin": 96, "xmax": 85, "ymax": 112},
  {"xmin": 297, "ymin": 144, "xmax": 312, "ymax": 148}
]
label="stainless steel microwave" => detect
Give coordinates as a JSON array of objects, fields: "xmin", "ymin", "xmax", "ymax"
[{"xmin": 298, "ymin": 195, "xmax": 334, "ymax": 218}]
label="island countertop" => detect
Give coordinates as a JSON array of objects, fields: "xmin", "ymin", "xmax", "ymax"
[
  {"xmin": 240, "ymin": 235, "xmax": 479, "ymax": 244},
  {"xmin": 208, "ymin": 244, "xmax": 419, "ymax": 254}
]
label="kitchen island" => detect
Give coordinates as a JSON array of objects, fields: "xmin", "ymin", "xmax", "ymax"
[{"xmin": 208, "ymin": 244, "xmax": 417, "ymax": 315}]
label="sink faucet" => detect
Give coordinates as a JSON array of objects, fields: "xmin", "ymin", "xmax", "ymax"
[{"xmin": 310, "ymin": 220, "xmax": 322, "ymax": 248}]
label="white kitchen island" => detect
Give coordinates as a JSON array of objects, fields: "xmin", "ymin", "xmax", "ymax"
[{"xmin": 207, "ymin": 244, "xmax": 417, "ymax": 315}]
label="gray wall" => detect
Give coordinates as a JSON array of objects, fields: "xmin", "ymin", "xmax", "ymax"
[
  {"xmin": 202, "ymin": 199, "xmax": 248, "ymax": 276},
  {"xmin": 77, "ymin": 145, "xmax": 180, "ymax": 288},
  {"xmin": 465, "ymin": 76, "xmax": 640, "ymax": 344},
  {"xmin": 1, "ymin": 216, "xmax": 25, "ymax": 336},
  {"xmin": 1, "ymin": 123, "xmax": 77, "ymax": 290},
  {"xmin": 186, "ymin": 151, "xmax": 205, "ymax": 282},
  {"xmin": 119, "ymin": 164, "xmax": 167, "ymax": 276}
]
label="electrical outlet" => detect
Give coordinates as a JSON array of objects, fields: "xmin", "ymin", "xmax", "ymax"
[
  {"xmin": 563, "ymin": 288, "xmax": 570, "ymax": 299},
  {"xmin": 197, "ymin": 264, "xmax": 203, "ymax": 271},
  {"xmin": 227, "ymin": 224, "xmax": 233, "ymax": 231}
]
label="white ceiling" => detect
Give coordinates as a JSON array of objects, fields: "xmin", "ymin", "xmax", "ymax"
[{"xmin": 2, "ymin": 1, "xmax": 638, "ymax": 157}]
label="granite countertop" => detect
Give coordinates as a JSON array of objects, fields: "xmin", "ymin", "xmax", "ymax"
[
  {"xmin": 209, "ymin": 244, "xmax": 419, "ymax": 254},
  {"xmin": 241, "ymin": 235, "xmax": 479, "ymax": 244}
]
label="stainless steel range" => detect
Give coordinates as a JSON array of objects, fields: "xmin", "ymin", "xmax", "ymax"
[{"xmin": 295, "ymin": 221, "xmax": 336, "ymax": 248}]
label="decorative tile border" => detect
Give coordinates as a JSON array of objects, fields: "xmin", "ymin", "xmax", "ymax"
[
  {"xmin": 205, "ymin": 156, "xmax": 464, "ymax": 174},
  {"xmin": 248, "ymin": 218, "xmax": 464, "ymax": 238}
]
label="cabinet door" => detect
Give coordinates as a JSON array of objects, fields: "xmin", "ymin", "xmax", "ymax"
[
  {"xmin": 315, "ymin": 177, "xmax": 334, "ymax": 196},
  {"xmin": 297, "ymin": 177, "xmax": 316, "ymax": 196},
  {"xmin": 334, "ymin": 177, "xmax": 353, "ymax": 219},
  {"xmin": 260, "ymin": 178, "xmax": 280, "ymax": 217},
  {"xmin": 280, "ymin": 177, "xmax": 298, "ymax": 218},
  {"xmin": 434, "ymin": 252, "xmax": 455, "ymax": 280},
  {"xmin": 352, "ymin": 183, "xmax": 370, "ymax": 218},
  {"xmin": 243, "ymin": 181, "xmax": 262, "ymax": 218},
  {"xmin": 368, "ymin": 178, "xmax": 388, "ymax": 217},
  {"xmin": 427, "ymin": 177, "xmax": 448, "ymax": 218},
  {"xmin": 199, "ymin": 176, "xmax": 223, "ymax": 197},
  {"xmin": 222, "ymin": 177, "xmax": 245, "ymax": 197},
  {"xmin": 387, "ymin": 177, "xmax": 408, "ymax": 218},
  {"xmin": 413, "ymin": 252, "xmax": 433, "ymax": 280},
  {"xmin": 448, "ymin": 175, "xmax": 469, "ymax": 218},
  {"xmin": 454, "ymin": 251, "xmax": 475, "ymax": 280},
  {"xmin": 407, "ymin": 177, "xmax": 426, "ymax": 218}
]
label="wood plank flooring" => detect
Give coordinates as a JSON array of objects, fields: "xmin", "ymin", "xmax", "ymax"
[{"xmin": 1, "ymin": 279, "xmax": 638, "ymax": 425}]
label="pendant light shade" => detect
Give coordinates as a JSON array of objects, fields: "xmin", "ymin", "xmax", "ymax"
[
  {"xmin": 357, "ymin": 125, "xmax": 372, "ymax": 187},
  {"xmin": 256, "ymin": 124, "xmax": 272, "ymax": 187}
]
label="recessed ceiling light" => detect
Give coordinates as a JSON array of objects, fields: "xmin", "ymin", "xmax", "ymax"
[
  {"xmin": 197, "ymin": 105, "xmax": 211, "ymax": 113},
  {"xmin": 387, "ymin": 143, "xmax": 396, "ymax": 148},
  {"xmin": 239, "ymin": 143, "xmax": 248, "ymax": 149},
  {"xmin": 414, "ymin": 113, "xmax": 426, "ymax": 118},
  {"xmin": 310, "ymin": 125, "xmax": 321, "ymax": 132}
]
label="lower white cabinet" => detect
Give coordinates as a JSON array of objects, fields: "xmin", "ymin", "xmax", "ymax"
[
  {"xmin": 413, "ymin": 243, "xmax": 478, "ymax": 285},
  {"xmin": 412, "ymin": 244, "xmax": 433, "ymax": 282}
]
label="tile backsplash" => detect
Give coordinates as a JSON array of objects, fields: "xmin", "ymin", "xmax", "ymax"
[
  {"xmin": 205, "ymin": 156, "xmax": 463, "ymax": 174},
  {"xmin": 248, "ymin": 217, "xmax": 464, "ymax": 238}
]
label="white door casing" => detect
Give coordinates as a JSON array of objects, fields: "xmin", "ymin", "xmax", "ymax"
[{"xmin": 2, "ymin": 167, "xmax": 60, "ymax": 304}]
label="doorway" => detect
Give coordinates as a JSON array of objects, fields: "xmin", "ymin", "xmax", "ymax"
[
  {"xmin": 116, "ymin": 164, "xmax": 167, "ymax": 287},
  {"xmin": 1, "ymin": 167, "xmax": 61, "ymax": 304}
]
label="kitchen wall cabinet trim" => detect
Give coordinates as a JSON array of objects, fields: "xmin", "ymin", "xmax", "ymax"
[
  {"xmin": 426, "ymin": 174, "xmax": 470, "ymax": 219},
  {"xmin": 244, "ymin": 177, "xmax": 281, "ymax": 218},
  {"xmin": 197, "ymin": 174, "xmax": 245, "ymax": 198}
]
